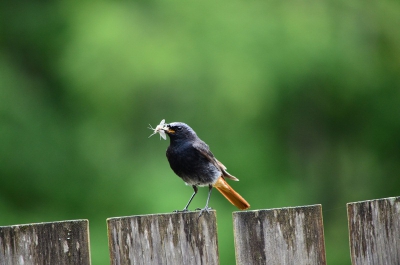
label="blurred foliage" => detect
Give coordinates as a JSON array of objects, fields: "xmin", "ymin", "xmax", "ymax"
[{"xmin": 1, "ymin": 0, "xmax": 400, "ymax": 264}]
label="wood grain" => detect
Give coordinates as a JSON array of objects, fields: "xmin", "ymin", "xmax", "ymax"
[
  {"xmin": 347, "ymin": 196, "xmax": 400, "ymax": 265},
  {"xmin": 0, "ymin": 219, "xmax": 90, "ymax": 265},
  {"xmin": 233, "ymin": 205, "xmax": 326, "ymax": 265},
  {"xmin": 107, "ymin": 211, "xmax": 219, "ymax": 265}
]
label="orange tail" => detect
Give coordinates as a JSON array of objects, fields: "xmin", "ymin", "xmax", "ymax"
[{"xmin": 213, "ymin": 177, "xmax": 250, "ymax": 210}]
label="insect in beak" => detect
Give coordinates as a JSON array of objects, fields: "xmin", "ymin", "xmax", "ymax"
[{"xmin": 148, "ymin": 119, "xmax": 167, "ymax": 140}]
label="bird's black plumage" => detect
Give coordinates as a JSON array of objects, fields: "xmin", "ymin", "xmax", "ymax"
[
  {"xmin": 163, "ymin": 122, "xmax": 241, "ymax": 215},
  {"xmin": 165, "ymin": 122, "xmax": 220, "ymax": 186}
]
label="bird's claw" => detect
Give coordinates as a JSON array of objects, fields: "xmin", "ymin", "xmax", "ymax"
[
  {"xmin": 197, "ymin": 206, "xmax": 212, "ymax": 217},
  {"xmin": 173, "ymin": 208, "xmax": 190, "ymax": 213}
]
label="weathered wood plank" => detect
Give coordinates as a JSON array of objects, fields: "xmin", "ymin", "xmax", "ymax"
[
  {"xmin": 233, "ymin": 205, "xmax": 326, "ymax": 265},
  {"xmin": 347, "ymin": 196, "xmax": 400, "ymax": 265},
  {"xmin": 107, "ymin": 211, "xmax": 219, "ymax": 265},
  {"xmin": 0, "ymin": 219, "xmax": 91, "ymax": 265}
]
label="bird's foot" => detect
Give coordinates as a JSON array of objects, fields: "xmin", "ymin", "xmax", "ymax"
[
  {"xmin": 196, "ymin": 206, "xmax": 212, "ymax": 217},
  {"xmin": 173, "ymin": 208, "xmax": 190, "ymax": 213}
]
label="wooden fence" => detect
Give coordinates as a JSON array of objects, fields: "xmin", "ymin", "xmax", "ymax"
[{"xmin": 1, "ymin": 196, "xmax": 399, "ymax": 265}]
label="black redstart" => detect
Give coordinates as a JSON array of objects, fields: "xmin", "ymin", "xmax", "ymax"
[{"xmin": 152, "ymin": 121, "xmax": 250, "ymax": 215}]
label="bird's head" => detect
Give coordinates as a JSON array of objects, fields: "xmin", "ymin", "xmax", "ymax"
[{"xmin": 164, "ymin": 122, "xmax": 197, "ymax": 142}]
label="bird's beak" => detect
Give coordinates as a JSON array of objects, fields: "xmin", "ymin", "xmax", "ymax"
[
  {"xmin": 163, "ymin": 125, "xmax": 175, "ymax": 134},
  {"xmin": 164, "ymin": 128, "xmax": 175, "ymax": 134}
]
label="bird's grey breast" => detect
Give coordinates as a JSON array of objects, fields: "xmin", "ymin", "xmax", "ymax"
[{"xmin": 167, "ymin": 142, "xmax": 220, "ymax": 186}]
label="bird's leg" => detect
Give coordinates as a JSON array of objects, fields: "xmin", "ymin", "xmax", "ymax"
[
  {"xmin": 183, "ymin": 185, "xmax": 198, "ymax": 211},
  {"xmin": 198, "ymin": 184, "xmax": 213, "ymax": 217},
  {"xmin": 174, "ymin": 185, "xmax": 198, "ymax": 213}
]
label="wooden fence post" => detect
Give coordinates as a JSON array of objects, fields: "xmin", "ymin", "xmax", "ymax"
[
  {"xmin": 233, "ymin": 205, "xmax": 326, "ymax": 265},
  {"xmin": 0, "ymin": 219, "xmax": 91, "ymax": 265},
  {"xmin": 347, "ymin": 196, "xmax": 400, "ymax": 265},
  {"xmin": 107, "ymin": 211, "xmax": 219, "ymax": 265}
]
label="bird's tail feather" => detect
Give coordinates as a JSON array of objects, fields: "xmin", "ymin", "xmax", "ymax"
[{"xmin": 213, "ymin": 177, "xmax": 250, "ymax": 210}]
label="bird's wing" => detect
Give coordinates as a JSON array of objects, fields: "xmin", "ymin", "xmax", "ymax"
[{"xmin": 192, "ymin": 141, "xmax": 239, "ymax": 181}]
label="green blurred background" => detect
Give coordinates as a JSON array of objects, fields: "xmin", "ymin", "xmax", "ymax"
[{"xmin": 1, "ymin": 1, "xmax": 399, "ymax": 264}]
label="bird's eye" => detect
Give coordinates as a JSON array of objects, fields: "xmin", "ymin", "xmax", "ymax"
[{"xmin": 177, "ymin": 126, "xmax": 183, "ymax": 131}]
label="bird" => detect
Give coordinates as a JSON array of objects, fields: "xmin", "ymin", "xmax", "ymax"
[{"xmin": 162, "ymin": 122, "xmax": 250, "ymax": 216}]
